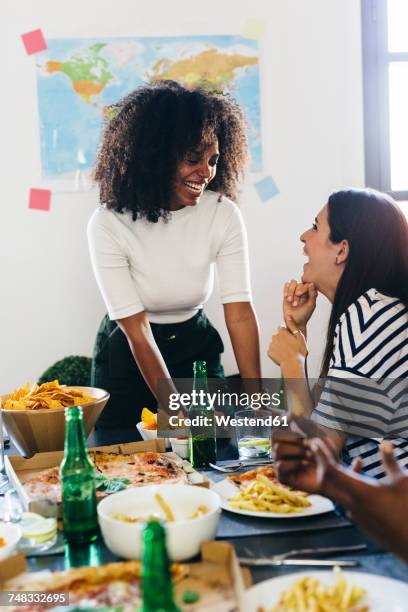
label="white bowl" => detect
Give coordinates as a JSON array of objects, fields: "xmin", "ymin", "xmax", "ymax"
[
  {"xmin": 97, "ymin": 484, "xmax": 221, "ymax": 561},
  {"xmin": 136, "ymin": 421, "xmax": 157, "ymax": 441},
  {"xmin": 169, "ymin": 437, "xmax": 190, "ymax": 459},
  {"xmin": 0, "ymin": 522, "xmax": 22, "ymax": 560},
  {"xmin": 136, "ymin": 422, "xmax": 170, "ymax": 448}
]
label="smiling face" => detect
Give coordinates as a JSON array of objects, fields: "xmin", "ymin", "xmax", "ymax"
[
  {"xmin": 300, "ymin": 205, "xmax": 348, "ymax": 300},
  {"xmin": 169, "ymin": 140, "xmax": 219, "ymax": 211}
]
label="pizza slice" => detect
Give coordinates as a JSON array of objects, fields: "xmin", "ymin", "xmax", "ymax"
[
  {"xmin": 93, "ymin": 451, "xmax": 188, "ymax": 486},
  {"xmin": 23, "ymin": 467, "xmax": 61, "ymax": 501},
  {"xmin": 23, "ymin": 451, "xmax": 188, "ymax": 502},
  {"xmin": 10, "ymin": 560, "xmax": 187, "ymax": 612},
  {"xmin": 228, "ymin": 466, "xmax": 308, "ymax": 497}
]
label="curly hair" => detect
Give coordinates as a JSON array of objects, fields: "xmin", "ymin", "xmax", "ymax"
[{"xmin": 94, "ymin": 80, "xmax": 248, "ymax": 222}]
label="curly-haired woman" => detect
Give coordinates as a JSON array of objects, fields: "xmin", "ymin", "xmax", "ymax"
[{"xmin": 87, "ymin": 80, "xmax": 261, "ymax": 428}]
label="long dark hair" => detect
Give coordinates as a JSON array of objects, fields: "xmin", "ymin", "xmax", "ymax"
[
  {"xmin": 94, "ymin": 80, "xmax": 248, "ymax": 222},
  {"xmin": 321, "ymin": 188, "xmax": 408, "ymax": 377}
]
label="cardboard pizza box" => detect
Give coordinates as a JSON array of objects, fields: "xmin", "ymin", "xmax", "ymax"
[
  {"xmin": 174, "ymin": 541, "xmax": 249, "ymax": 611},
  {"xmin": 4, "ymin": 542, "xmax": 249, "ymax": 611},
  {"xmin": 5, "ymin": 438, "xmax": 210, "ymax": 513},
  {"xmin": 0, "ymin": 553, "xmax": 27, "ymax": 587}
]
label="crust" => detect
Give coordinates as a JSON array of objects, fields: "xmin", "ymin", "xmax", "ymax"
[
  {"xmin": 22, "ymin": 560, "xmax": 187, "ymax": 592},
  {"xmin": 228, "ymin": 466, "xmax": 278, "ymax": 485},
  {"xmin": 23, "ymin": 451, "xmax": 187, "ymax": 500},
  {"xmin": 229, "ymin": 466, "xmax": 308, "ymax": 497}
]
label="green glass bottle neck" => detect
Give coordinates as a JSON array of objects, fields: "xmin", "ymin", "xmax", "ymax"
[
  {"xmin": 193, "ymin": 360, "xmax": 208, "ymax": 394},
  {"xmin": 142, "ymin": 522, "xmax": 180, "ymax": 612},
  {"xmin": 64, "ymin": 409, "xmax": 89, "ymax": 459},
  {"xmin": 193, "ymin": 360, "xmax": 207, "ymax": 376}
]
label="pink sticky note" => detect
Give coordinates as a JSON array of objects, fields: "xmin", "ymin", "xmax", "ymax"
[
  {"xmin": 21, "ymin": 29, "xmax": 47, "ymax": 55},
  {"xmin": 29, "ymin": 188, "xmax": 51, "ymax": 211}
]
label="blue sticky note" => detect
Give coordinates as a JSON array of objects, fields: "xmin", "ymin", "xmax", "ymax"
[{"xmin": 254, "ymin": 176, "xmax": 279, "ymax": 202}]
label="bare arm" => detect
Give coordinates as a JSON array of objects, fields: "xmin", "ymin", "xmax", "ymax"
[
  {"xmin": 310, "ymin": 440, "xmax": 408, "ymax": 565},
  {"xmin": 267, "ymin": 326, "xmax": 314, "ymax": 421},
  {"xmin": 279, "ymin": 356, "xmax": 345, "ymax": 448},
  {"xmin": 268, "ymin": 323, "xmax": 345, "ymax": 448},
  {"xmin": 274, "ymin": 437, "xmax": 408, "ymax": 564},
  {"xmin": 116, "ymin": 312, "xmax": 178, "ymax": 410},
  {"xmin": 282, "ymin": 281, "xmax": 318, "ymax": 338},
  {"xmin": 223, "ymin": 302, "xmax": 261, "ymax": 379}
]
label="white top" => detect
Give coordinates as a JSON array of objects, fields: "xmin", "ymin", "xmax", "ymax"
[
  {"xmin": 87, "ymin": 190, "xmax": 252, "ymax": 324},
  {"xmin": 313, "ymin": 288, "xmax": 408, "ymax": 478}
]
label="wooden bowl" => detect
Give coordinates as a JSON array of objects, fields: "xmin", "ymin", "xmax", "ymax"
[{"xmin": 1, "ymin": 386, "xmax": 109, "ymax": 457}]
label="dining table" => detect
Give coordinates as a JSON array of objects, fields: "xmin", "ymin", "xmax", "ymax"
[{"xmin": 3, "ymin": 427, "xmax": 408, "ymax": 593}]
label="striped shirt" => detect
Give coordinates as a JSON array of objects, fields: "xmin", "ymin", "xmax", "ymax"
[{"xmin": 313, "ymin": 288, "xmax": 408, "ymax": 478}]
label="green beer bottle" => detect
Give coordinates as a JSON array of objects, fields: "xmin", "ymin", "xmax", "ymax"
[
  {"xmin": 188, "ymin": 360, "xmax": 217, "ymax": 469},
  {"xmin": 60, "ymin": 406, "xmax": 98, "ymax": 544},
  {"xmin": 141, "ymin": 521, "xmax": 180, "ymax": 612}
]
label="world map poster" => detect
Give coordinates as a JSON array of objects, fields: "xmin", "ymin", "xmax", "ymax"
[{"xmin": 36, "ymin": 35, "xmax": 262, "ymax": 191}]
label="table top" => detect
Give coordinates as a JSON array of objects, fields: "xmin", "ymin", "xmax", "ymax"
[{"xmin": 4, "ymin": 428, "xmax": 408, "ymax": 587}]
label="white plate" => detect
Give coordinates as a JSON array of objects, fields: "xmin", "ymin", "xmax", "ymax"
[
  {"xmin": 0, "ymin": 522, "xmax": 21, "ymax": 560},
  {"xmin": 244, "ymin": 571, "xmax": 408, "ymax": 611},
  {"xmin": 212, "ymin": 477, "xmax": 334, "ymax": 518}
]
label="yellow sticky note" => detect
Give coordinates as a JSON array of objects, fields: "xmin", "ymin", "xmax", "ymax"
[{"xmin": 243, "ymin": 17, "xmax": 265, "ymax": 40}]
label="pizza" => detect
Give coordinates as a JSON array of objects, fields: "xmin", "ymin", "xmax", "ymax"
[
  {"xmin": 9, "ymin": 560, "xmax": 187, "ymax": 612},
  {"xmin": 228, "ymin": 465, "xmax": 308, "ymax": 497},
  {"xmin": 23, "ymin": 451, "xmax": 188, "ymax": 501},
  {"xmin": 8, "ymin": 556, "xmax": 239, "ymax": 612}
]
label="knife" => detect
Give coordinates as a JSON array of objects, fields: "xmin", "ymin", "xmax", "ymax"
[{"xmin": 238, "ymin": 558, "xmax": 360, "ymax": 567}]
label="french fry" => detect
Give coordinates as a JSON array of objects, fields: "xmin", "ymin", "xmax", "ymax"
[
  {"xmin": 154, "ymin": 493, "xmax": 175, "ymax": 522},
  {"xmin": 229, "ymin": 473, "xmax": 312, "ymax": 514},
  {"xmin": 269, "ymin": 567, "xmax": 368, "ymax": 612},
  {"xmin": 256, "ymin": 476, "xmax": 311, "ymax": 507}
]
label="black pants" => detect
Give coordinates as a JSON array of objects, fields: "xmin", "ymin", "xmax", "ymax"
[{"xmin": 91, "ymin": 310, "xmax": 225, "ymax": 428}]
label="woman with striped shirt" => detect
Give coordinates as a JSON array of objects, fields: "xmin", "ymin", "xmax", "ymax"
[{"xmin": 268, "ymin": 188, "xmax": 408, "ymax": 478}]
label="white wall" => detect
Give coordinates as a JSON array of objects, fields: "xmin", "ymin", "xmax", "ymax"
[{"xmin": 1, "ymin": 0, "xmax": 365, "ymax": 392}]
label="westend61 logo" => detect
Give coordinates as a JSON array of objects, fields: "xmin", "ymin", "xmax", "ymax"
[
  {"xmin": 168, "ymin": 389, "xmax": 282, "ymax": 411},
  {"xmin": 168, "ymin": 411, "xmax": 289, "ymax": 428}
]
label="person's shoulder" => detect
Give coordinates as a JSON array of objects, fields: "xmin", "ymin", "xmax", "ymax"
[
  {"xmin": 332, "ymin": 289, "xmax": 408, "ymax": 374},
  {"xmin": 87, "ymin": 205, "xmax": 106, "ymax": 235},
  {"xmin": 88, "ymin": 205, "xmax": 133, "ymax": 233},
  {"xmin": 201, "ymin": 190, "xmax": 237, "ymax": 214},
  {"xmin": 341, "ymin": 288, "xmax": 406, "ymax": 334},
  {"xmin": 354, "ymin": 288, "xmax": 404, "ymax": 316},
  {"xmin": 88, "ymin": 204, "xmax": 113, "ymax": 225},
  {"xmin": 202, "ymin": 192, "xmax": 243, "ymax": 232}
]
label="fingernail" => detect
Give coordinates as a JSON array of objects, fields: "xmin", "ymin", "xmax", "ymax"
[
  {"xmin": 293, "ymin": 301, "xmax": 298, "ymax": 306},
  {"xmin": 382, "ymin": 440, "xmax": 393, "ymax": 453},
  {"xmin": 288, "ymin": 296, "xmax": 292, "ymax": 302}
]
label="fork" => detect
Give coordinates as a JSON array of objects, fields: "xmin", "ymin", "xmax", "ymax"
[
  {"xmin": 209, "ymin": 460, "xmax": 272, "ymax": 473},
  {"xmin": 238, "ymin": 543, "xmax": 367, "ymax": 566}
]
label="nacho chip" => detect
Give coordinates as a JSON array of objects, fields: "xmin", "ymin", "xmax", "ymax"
[
  {"xmin": 141, "ymin": 407, "xmax": 157, "ymax": 430},
  {"xmin": 2, "ymin": 380, "xmax": 94, "ymax": 411}
]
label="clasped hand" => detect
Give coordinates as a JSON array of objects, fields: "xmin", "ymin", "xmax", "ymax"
[
  {"xmin": 283, "ymin": 280, "xmax": 317, "ymax": 331},
  {"xmin": 267, "ymin": 281, "xmax": 317, "ymax": 367}
]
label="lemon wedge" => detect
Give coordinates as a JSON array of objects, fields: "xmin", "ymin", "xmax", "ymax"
[
  {"xmin": 239, "ymin": 439, "xmax": 271, "ymax": 448},
  {"xmin": 20, "ymin": 512, "xmax": 57, "ymax": 541}
]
